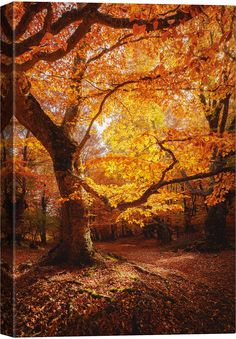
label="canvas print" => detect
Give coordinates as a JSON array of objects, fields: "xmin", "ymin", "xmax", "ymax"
[{"xmin": 0, "ymin": 1, "xmax": 235, "ymax": 336}]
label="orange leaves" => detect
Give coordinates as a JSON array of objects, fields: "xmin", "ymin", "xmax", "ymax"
[
  {"xmin": 167, "ymin": 19, "xmax": 175, "ymax": 26},
  {"xmin": 189, "ymin": 6, "xmax": 201, "ymax": 18},
  {"xmin": 41, "ymin": 32, "xmax": 54, "ymax": 44},
  {"xmin": 161, "ymin": 31, "xmax": 171, "ymax": 42},
  {"xmin": 133, "ymin": 23, "xmax": 146, "ymax": 35},
  {"xmin": 157, "ymin": 64, "xmax": 168, "ymax": 77},
  {"xmin": 176, "ymin": 40, "xmax": 183, "ymax": 49},
  {"xmin": 205, "ymin": 172, "xmax": 235, "ymax": 206},
  {"xmin": 61, "ymin": 42, "xmax": 68, "ymax": 51},
  {"xmin": 153, "ymin": 21, "xmax": 159, "ymax": 30},
  {"xmin": 29, "ymin": 45, "xmax": 41, "ymax": 54}
]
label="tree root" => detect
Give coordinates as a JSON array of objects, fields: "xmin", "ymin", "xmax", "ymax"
[
  {"xmin": 128, "ymin": 262, "xmax": 171, "ymax": 291},
  {"xmin": 38, "ymin": 245, "xmax": 108, "ymax": 267},
  {"xmin": 38, "ymin": 243, "xmax": 66, "ymax": 266}
]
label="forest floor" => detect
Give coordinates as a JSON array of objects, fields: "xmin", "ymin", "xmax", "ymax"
[{"xmin": 1, "ymin": 236, "xmax": 235, "ymax": 336}]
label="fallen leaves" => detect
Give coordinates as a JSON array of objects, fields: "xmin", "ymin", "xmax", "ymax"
[{"xmin": 1, "ymin": 243, "xmax": 234, "ymax": 336}]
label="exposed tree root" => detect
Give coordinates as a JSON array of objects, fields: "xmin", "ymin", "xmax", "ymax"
[
  {"xmin": 38, "ymin": 243, "xmax": 66, "ymax": 266},
  {"xmin": 37, "ymin": 245, "xmax": 116, "ymax": 268}
]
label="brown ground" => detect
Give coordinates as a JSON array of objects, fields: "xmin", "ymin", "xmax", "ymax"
[{"xmin": 1, "ymin": 236, "xmax": 235, "ymax": 336}]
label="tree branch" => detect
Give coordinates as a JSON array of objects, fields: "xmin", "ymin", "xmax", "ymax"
[
  {"xmin": 1, "ymin": 4, "xmax": 206, "ymax": 73},
  {"xmin": 180, "ymin": 169, "xmax": 213, "ymax": 196},
  {"xmin": 116, "ymin": 166, "xmax": 235, "ymax": 210},
  {"xmin": 75, "ymin": 64, "xmax": 189, "ymax": 156},
  {"xmin": 154, "ymin": 139, "xmax": 178, "ymax": 184},
  {"xmin": 1, "ymin": 4, "xmax": 100, "ymax": 58},
  {"xmin": 94, "ymin": 5, "xmax": 204, "ymax": 31},
  {"xmin": 15, "ymin": 3, "xmax": 50, "ymax": 39},
  {"xmin": 1, "ymin": 3, "xmax": 53, "ymax": 58},
  {"xmin": 0, "ymin": 5, "xmax": 13, "ymax": 41},
  {"xmin": 14, "ymin": 84, "xmax": 77, "ymax": 170}
]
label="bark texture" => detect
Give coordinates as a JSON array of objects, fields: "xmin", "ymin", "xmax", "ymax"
[
  {"xmin": 205, "ymin": 201, "xmax": 227, "ymax": 246},
  {"xmin": 14, "ymin": 77, "xmax": 94, "ymax": 264}
]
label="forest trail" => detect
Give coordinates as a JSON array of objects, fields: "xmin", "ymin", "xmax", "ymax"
[
  {"xmin": 1, "ymin": 237, "xmax": 235, "ymax": 336},
  {"xmin": 96, "ymin": 236, "xmax": 235, "ymax": 289}
]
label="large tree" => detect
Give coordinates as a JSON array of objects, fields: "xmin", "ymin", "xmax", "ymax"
[{"xmin": 1, "ymin": 3, "xmax": 235, "ymax": 264}]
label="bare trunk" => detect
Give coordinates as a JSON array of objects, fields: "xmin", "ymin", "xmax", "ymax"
[
  {"xmin": 205, "ymin": 201, "xmax": 227, "ymax": 246},
  {"xmin": 54, "ymin": 170, "xmax": 94, "ymax": 265}
]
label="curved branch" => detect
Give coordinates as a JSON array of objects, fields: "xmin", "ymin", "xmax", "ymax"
[
  {"xmin": 1, "ymin": 3, "xmax": 48, "ymax": 41},
  {"xmin": 15, "ymin": 3, "xmax": 50, "ymax": 39},
  {"xmin": 1, "ymin": 4, "xmax": 206, "ymax": 73},
  {"xmin": 70, "ymin": 163, "xmax": 234, "ymax": 211},
  {"xmin": 76, "ymin": 86, "xmax": 121, "ymax": 154},
  {"xmin": 117, "ymin": 166, "xmax": 235, "ymax": 210},
  {"xmin": 94, "ymin": 5, "xmax": 204, "ymax": 31},
  {"xmin": 0, "ymin": 5, "xmax": 13, "ymax": 41},
  {"xmin": 50, "ymin": 3, "xmax": 101, "ymax": 35},
  {"xmin": 1, "ymin": 3, "xmax": 53, "ymax": 58},
  {"xmin": 76, "ymin": 76, "xmax": 148, "ymax": 155},
  {"xmin": 76, "ymin": 63, "xmax": 189, "ymax": 155},
  {"xmin": 1, "ymin": 4, "xmax": 99, "ymax": 58},
  {"xmin": 15, "ymin": 88, "xmax": 77, "ymax": 171},
  {"xmin": 154, "ymin": 139, "xmax": 178, "ymax": 184},
  {"xmin": 3, "ymin": 16, "xmax": 97, "ymax": 73}
]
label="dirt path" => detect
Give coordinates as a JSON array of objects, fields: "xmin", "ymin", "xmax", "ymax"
[{"xmin": 96, "ymin": 236, "xmax": 235, "ymax": 296}]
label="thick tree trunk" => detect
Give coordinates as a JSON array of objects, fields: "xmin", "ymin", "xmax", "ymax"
[
  {"xmin": 204, "ymin": 201, "xmax": 227, "ymax": 246},
  {"xmin": 52, "ymin": 170, "xmax": 94, "ymax": 265},
  {"xmin": 14, "ymin": 87, "xmax": 94, "ymax": 265}
]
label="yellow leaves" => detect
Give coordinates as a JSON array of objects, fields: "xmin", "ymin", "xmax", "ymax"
[
  {"xmin": 205, "ymin": 172, "xmax": 235, "ymax": 206},
  {"xmin": 117, "ymin": 207, "xmax": 152, "ymax": 226},
  {"xmin": 117, "ymin": 189, "xmax": 184, "ymax": 226}
]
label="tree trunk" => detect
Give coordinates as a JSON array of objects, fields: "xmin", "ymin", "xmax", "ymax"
[
  {"xmin": 3, "ymin": 187, "xmax": 27, "ymax": 244},
  {"xmin": 40, "ymin": 188, "xmax": 47, "ymax": 245},
  {"xmin": 14, "ymin": 87, "xmax": 94, "ymax": 265},
  {"xmin": 111, "ymin": 224, "xmax": 117, "ymax": 240},
  {"xmin": 205, "ymin": 201, "xmax": 227, "ymax": 246},
  {"xmin": 200, "ymin": 93, "xmax": 233, "ymax": 248},
  {"xmin": 157, "ymin": 223, "xmax": 172, "ymax": 244},
  {"xmin": 52, "ymin": 170, "xmax": 94, "ymax": 265}
]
